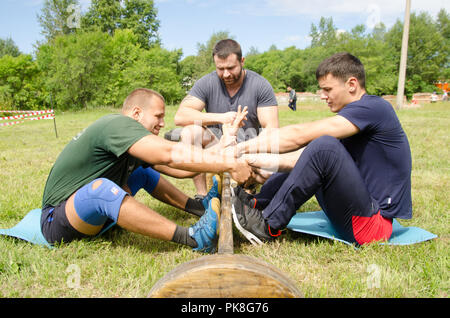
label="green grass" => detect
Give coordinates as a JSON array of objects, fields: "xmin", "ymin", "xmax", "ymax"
[{"xmin": 0, "ymin": 102, "xmax": 448, "ymax": 298}]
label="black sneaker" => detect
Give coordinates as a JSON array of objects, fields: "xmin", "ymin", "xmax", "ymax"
[
  {"xmin": 233, "ymin": 186, "xmax": 257, "ymax": 209},
  {"xmin": 231, "ymin": 188, "xmax": 281, "ymax": 245}
]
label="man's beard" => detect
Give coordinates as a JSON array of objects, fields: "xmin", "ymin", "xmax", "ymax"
[{"xmin": 222, "ymin": 67, "xmax": 243, "ymax": 86}]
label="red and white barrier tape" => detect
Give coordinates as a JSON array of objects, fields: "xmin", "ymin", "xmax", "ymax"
[
  {"xmin": 0, "ymin": 110, "xmax": 55, "ymax": 127},
  {"xmin": 0, "ymin": 121, "xmax": 23, "ymax": 127},
  {"xmin": 1, "ymin": 112, "xmax": 52, "ymax": 121},
  {"xmin": 0, "ymin": 110, "xmax": 53, "ymax": 115}
]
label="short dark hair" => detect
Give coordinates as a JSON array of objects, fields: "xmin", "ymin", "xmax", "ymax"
[
  {"xmin": 212, "ymin": 39, "xmax": 242, "ymax": 61},
  {"xmin": 316, "ymin": 52, "xmax": 366, "ymax": 89},
  {"xmin": 122, "ymin": 88, "xmax": 165, "ymax": 112}
]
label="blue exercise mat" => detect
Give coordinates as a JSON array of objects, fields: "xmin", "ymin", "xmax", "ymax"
[
  {"xmin": 0, "ymin": 209, "xmax": 52, "ymax": 248},
  {"xmin": 0, "ymin": 209, "xmax": 438, "ymax": 248},
  {"xmin": 0, "ymin": 209, "xmax": 116, "ymax": 248},
  {"xmin": 287, "ymin": 211, "xmax": 437, "ymax": 246}
]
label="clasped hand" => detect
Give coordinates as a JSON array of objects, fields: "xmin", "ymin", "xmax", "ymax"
[{"xmin": 219, "ymin": 106, "xmax": 275, "ymax": 187}]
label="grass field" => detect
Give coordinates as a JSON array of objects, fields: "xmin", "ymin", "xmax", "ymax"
[{"xmin": 0, "ymin": 101, "xmax": 448, "ymax": 298}]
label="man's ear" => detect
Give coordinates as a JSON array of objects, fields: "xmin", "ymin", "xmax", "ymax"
[
  {"xmin": 347, "ymin": 77, "xmax": 358, "ymax": 93},
  {"xmin": 131, "ymin": 106, "xmax": 143, "ymax": 121}
]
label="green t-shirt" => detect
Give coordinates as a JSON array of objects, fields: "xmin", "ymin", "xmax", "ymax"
[{"xmin": 42, "ymin": 114, "xmax": 150, "ymax": 208}]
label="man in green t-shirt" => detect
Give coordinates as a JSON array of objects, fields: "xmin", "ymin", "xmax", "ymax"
[{"xmin": 40, "ymin": 88, "xmax": 252, "ymax": 253}]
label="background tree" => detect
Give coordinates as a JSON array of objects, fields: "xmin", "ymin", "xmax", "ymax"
[
  {"xmin": 310, "ymin": 17, "xmax": 338, "ymax": 49},
  {"xmin": 179, "ymin": 55, "xmax": 199, "ymax": 93},
  {"xmin": 195, "ymin": 31, "xmax": 234, "ymax": 77},
  {"xmin": 179, "ymin": 31, "xmax": 233, "ymax": 91},
  {"xmin": 2, "ymin": 4, "xmax": 447, "ymax": 111},
  {"xmin": 83, "ymin": 0, "xmax": 160, "ymax": 49},
  {"xmin": 246, "ymin": 46, "xmax": 260, "ymax": 57},
  {"xmin": 386, "ymin": 11, "xmax": 448, "ymax": 96},
  {"xmin": 436, "ymin": 9, "xmax": 450, "ymax": 80},
  {"xmin": 332, "ymin": 24, "xmax": 397, "ymax": 95},
  {"xmin": 121, "ymin": 46, "xmax": 184, "ymax": 104},
  {"xmin": 0, "ymin": 54, "xmax": 43, "ymax": 109},
  {"xmin": 101, "ymin": 29, "xmax": 183, "ymax": 106},
  {"xmin": 99, "ymin": 29, "xmax": 143, "ymax": 107},
  {"xmin": 245, "ymin": 48, "xmax": 288, "ymax": 91},
  {"xmin": 0, "ymin": 38, "xmax": 21, "ymax": 58},
  {"xmin": 121, "ymin": 0, "xmax": 161, "ymax": 49},
  {"xmin": 83, "ymin": 0, "xmax": 123, "ymax": 35},
  {"xmin": 37, "ymin": 0, "xmax": 80, "ymax": 41},
  {"xmin": 36, "ymin": 29, "xmax": 183, "ymax": 109},
  {"xmin": 36, "ymin": 31, "xmax": 111, "ymax": 110}
]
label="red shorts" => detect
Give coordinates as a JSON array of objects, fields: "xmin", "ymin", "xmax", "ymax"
[{"xmin": 352, "ymin": 210, "xmax": 393, "ymax": 245}]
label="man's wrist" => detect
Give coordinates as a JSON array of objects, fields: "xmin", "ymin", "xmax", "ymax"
[{"xmin": 235, "ymin": 142, "xmax": 246, "ymax": 157}]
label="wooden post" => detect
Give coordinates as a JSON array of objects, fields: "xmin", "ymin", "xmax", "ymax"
[
  {"xmin": 51, "ymin": 94, "xmax": 58, "ymax": 138},
  {"xmin": 53, "ymin": 114, "xmax": 58, "ymax": 138},
  {"xmin": 396, "ymin": 0, "xmax": 411, "ymax": 109},
  {"xmin": 218, "ymin": 173, "xmax": 233, "ymax": 255}
]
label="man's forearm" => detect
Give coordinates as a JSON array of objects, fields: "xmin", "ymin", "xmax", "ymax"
[
  {"xmin": 152, "ymin": 164, "xmax": 199, "ymax": 179},
  {"xmin": 237, "ymin": 125, "xmax": 305, "ymax": 155},
  {"xmin": 174, "ymin": 107, "xmax": 225, "ymax": 127},
  {"xmin": 168, "ymin": 143, "xmax": 236, "ymax": 173},
  {"xmin": 244, "ymin": 148, "xmax": 304, "ymax": 174}
]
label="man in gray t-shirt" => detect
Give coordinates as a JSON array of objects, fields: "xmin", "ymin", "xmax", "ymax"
[
  {"xmin": 174, "ymin": 39, "xmax": 279, "ymax": 196},
  {"xmin": 187, "ymin": 69, "xmax": 278, "ymax": 141}
]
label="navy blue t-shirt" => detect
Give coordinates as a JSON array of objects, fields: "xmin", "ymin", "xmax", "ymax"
[{"xmin": 338, "ymin": 94, "xmax": 412, "ymax": 219}]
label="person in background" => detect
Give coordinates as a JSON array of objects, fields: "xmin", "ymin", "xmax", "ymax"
[
  {"xmin": 442, "ymin": 90, "xmax": 448, "ymax": 101},
  {"xmin": 431, "ymin": 91, "xmax": 438, "ymax": 103},
  {"xmin": 287, "ymin": 86, "xmax": 297, "ymax": 111}
]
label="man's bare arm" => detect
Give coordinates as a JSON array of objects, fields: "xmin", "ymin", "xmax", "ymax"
[
  {"xmin": 238, "ymin": 149, "xmax": 304, "ymax": 185},
  {"xmin": 174, "ymin": 95, "xmax": 237, "ymax": 126},
  {"xmin": 257, "ymin": 106, "xmax": 279, "ymax": 129},
  {"xmin": 237, "ymin": 115, "xmax": 359, "ymax": 155},
  {"xmin": 152, "ymin": 164, "xmax": 199, "ymax": 179},
  {"xmin": 244, "ymin": 148, "xmax": 305, "ymax": 173},
  {"xmin": 128, "ymin": 134, "xmax": 252, "ymax": 184}
]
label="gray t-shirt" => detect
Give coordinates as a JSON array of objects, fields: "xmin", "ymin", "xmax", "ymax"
[{"xmin": 189, "ymin": 69, "xmax": 277, "ymax": 141}]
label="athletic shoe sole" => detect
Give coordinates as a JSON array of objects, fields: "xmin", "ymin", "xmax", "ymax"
[{"xmin": 230, "ymin": 187, "xmax": 264, "ymax": 246}]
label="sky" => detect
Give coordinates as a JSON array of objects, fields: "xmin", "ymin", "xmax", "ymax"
[{"xmin": 0, "ymin": 0, "xmax": 449, "ymax": 58}]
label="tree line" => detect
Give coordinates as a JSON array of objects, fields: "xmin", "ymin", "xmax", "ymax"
[{"xmin": 0, "ymin": 0, "xmax": 448, "ymax": 110}]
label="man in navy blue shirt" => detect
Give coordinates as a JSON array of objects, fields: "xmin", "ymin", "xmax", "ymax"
[{"xmin": 233, "ymin": 52, "xmax": 412, "ymax": 246}]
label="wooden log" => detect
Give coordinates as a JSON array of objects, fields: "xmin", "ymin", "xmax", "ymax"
[
  {"xmin": 148, "ymin": 173, "xmax": 302, "ymax": 298},
  {"xmin": 148, "ymin": 254, "xmax": 302, "ymax": 298}
]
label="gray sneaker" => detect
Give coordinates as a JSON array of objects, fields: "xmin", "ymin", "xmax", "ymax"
[
  {"xmin": 231, "ymin": 188, "xmax": 280, "ymax": 245},
  {"xmin": 233, "ymin": 186, "xmax": 257, "ymax": 208},
  {"xmin": 164, "ymin": 128, "xmax": 182, "ymax": 142}
]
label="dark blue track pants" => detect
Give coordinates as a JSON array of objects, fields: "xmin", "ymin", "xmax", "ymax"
[{"xmin": 256, "ymin": 135, "xmax": 381, "ymax": 243}]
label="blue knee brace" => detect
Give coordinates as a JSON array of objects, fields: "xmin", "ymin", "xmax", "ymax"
[
  {"xmin": 127, "ymin": 166, "xmax": 161, "ymax": 196},
  {"xmin": 74, "ymin": 178, "xmax": 128, "ymax": 226}
]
